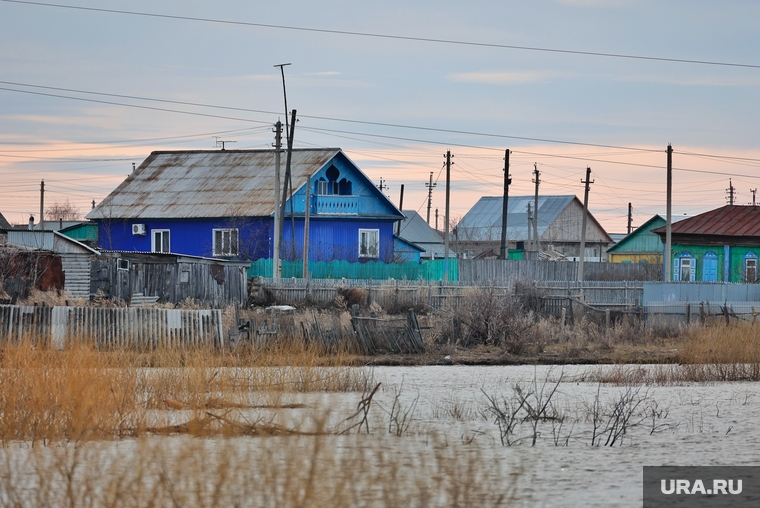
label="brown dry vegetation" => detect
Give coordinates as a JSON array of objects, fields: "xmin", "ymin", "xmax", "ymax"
[
  {"xmin": 0, "ymin": 341, "xmax": 522, "ymax": 507},
  {"xmin": 0, "ymin": 435, "xmax": 520, "ymax": 507},
  {"xmin": 0, "ymin": 340, "xmax": 367, "ymax": 444}
]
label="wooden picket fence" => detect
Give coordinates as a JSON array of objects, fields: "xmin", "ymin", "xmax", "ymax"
[{"xmin": 0, "ymin": 305, "xmax": 224, "ymax": 349}]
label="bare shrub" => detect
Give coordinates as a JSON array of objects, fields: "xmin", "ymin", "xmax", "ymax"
[{"xmin": 438, "ymin": 286, "xmax": 536, "ymax": 353}]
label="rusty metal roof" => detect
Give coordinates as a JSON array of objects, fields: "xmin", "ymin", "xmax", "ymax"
[
  {"xmin": 86, "ymin": 148, "xmax": 341, "ymax": 219},
  {"xmin": 652, "ymin": 206, "xmax": 760, "ymax": 238}
]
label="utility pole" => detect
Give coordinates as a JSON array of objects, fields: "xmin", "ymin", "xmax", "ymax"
[
  {"xmin": 281, "ymin": 109, "xmax": 297, "ymax": 260},
  {"xmin": 425, "ymin": 172, "xmax": 436, "ymax": 225},
  {"xmin": 751, "ymin": 188, "xmax": 757, "ymax": 206},
  {"xmin": 727, "ymin": 179, "xmax": 735, "ymax": 205},
  {"xmin": 303, "ymin": 174, "xmax": 311, "ymax": 279},
  {"xmin": 526, "ymin": 203, "xmax": 532, "ymax": 247},
  {"xmin": 627, "ymin": 203, "xmax": 633, "ymax": 235},
  {"xmin": 396, "ymin": 184, "xmax": 405, "ymax": 236},
  {"xmin": 444, "ymin": 151, "xmax": 451, "ymax": 282},
  {"xmin": 578, "ymin": 167, "xmax": 594, "ymax": 283},
  {"xmin": 435, "ymin": 208, "xmax": 439, "ymax": 231},
  {"xmin": 532, "ymin": 163, "xmax": 541, "ymax": 252},
  {"xmin": 665, "ymin": 144, "xmax": 673, "ymax": 282},
  {"xmin": 377, "ymin": 178, "xmax": 389, "ymax": 192},
  {"xmin": 39, "ymin": 180, "xmax": 45, "ymax": 231},
  {"xmin": 500, "ymin": 149, "xmax": 512, "ymax": 260},
  {"xmin": 273, "ymin": 122, "xmax": 282, "ymax": 279}
]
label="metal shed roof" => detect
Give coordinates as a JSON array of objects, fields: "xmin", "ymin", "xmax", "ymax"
[
  {"xmin": 397, "ymin": 210, "xmax": 445, "ymax": 257},
  {"xmin": 456, "ymin": 195, "xmax": 576, "ymax": 241},
  {"xmin": 86, "ymin": 148, "xmax": 342, "ymax": 220}
]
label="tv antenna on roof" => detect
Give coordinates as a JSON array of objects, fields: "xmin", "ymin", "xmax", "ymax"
[{"xmin": 214, "ymin": 137, "xmax": 236, "ymax": 150}]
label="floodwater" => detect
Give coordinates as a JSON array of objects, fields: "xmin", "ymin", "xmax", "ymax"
[
  {"xmin": 3, "ymin": 364, "xmax": 760, "ymax": 507},
  {"xmin": 364, "ymin": 365, "xmax": 760, "ymax": 506}
]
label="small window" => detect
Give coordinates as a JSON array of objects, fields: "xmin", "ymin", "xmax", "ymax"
[
  {"xmin": 358, "ymin": 229, "xmax": 379, "ymax": 258},
  {"xmin": 152, "ymin": 230, "xmax": 170, "ymax": 253},
  {"xmin": 317, "ymin": 180, "xmax": 329, "ymax": 195},
  {"xmin": 674, "ymin": 252, "xmax": 695, "ymax": 281},
  {"xmin": 746, "ymin": 257, "xmax": 758, "ymax": 282},
  {"xmin": 213, "ymin": 228, "xmax": 239, "ymax": 257},
  {"xmin": 117, "ymin": 258, "xmax": 130, "ymax": 271},
  {"xmin": 680, "ymin": 257, "xmax": 693, "ymax": 281}
]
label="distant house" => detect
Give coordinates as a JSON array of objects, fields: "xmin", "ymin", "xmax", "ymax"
[
  {"xmin": 0, "ymin": 212, "xmax": 10, "ymax": 230},
  {"xmin": 607, "ymin": 214, "xmax": 689, "ymax": 264},
  {"xmin": 396, "ymin": 210, "xmax": 446, "ymax": 260},
  {"xmin": 455, "ymin": 195, "xmax": 613, "ymax": 260},
  {"xmin": 59, "ymin": 222, "xmax": 99, "ymax": 248},
  {"xmin": 652, "ymin": 205, "xmax": 760, "ymax": 282},
  {"xmin": 6, "ymin": 230, "xmax": 98, "ymax": 298},
  {"xmin": 86, "ymin": 149, "xmax": 404, "ymax": 263}
]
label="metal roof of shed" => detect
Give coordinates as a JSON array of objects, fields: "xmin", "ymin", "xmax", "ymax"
[
  {"xmin": 86, "ymin": 148, "xmax": 342, "ymax": 220},
  {"xmin": 456, "ymin": 195, "xmax": 576, "ymax": 241}
]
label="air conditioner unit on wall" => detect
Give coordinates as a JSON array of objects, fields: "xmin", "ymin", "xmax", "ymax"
[{"xmin": 132, "ymin": 224, "xmax": 147, "ymax": 236}]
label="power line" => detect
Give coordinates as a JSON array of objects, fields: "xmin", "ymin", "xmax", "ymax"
[
  {"xmin": 0, "ymin": 85, "xmax": 273, "ymax": 126},
  {"xmin": 3, "ymin": 0, "xmax": 760, "ymax": 70},
  {"xmin": 6, "ymin": 80, "xmax": 760, "ymax": 167},
  {"xmin": 0, "ymin": 80, "xmax": 659, "ymax": 152}
]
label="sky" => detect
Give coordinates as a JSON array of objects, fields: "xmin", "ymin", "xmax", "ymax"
[{"xmin": 1, "ymin": 0, "xmax": 760, "ymax": 233}]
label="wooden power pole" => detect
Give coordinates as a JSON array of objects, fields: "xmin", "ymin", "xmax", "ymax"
[
  {"xmin": 500, "ymin": 150, "xmax": 512, "ymax": 260},
  {"xmin": 665, "ymin": 144, "xmax": 673, "ymax": 281},
  {"xmin": 273, "ymin": 122, "xmax": 282, "ymax": 279},
  {"xmin": 444, "ymin": 150, "xmax": 451, "ymax": 282},
  {"xmin": 578, "ymin": 167, "xmax": 593, "ymax": 283}
]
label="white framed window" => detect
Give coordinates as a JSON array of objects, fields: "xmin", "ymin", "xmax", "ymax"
[
  {"xmin": 213, "ymin": 228, "xmax": 239, "ymax": 257},
  {"xmin": 746, "ymin": 255, "xmax": 758, "ymax": 282},
  {"xmin": 317, "ymin": 180, "xmax": 329, "ymax": 195},
  {"xmin": 359, "ymin": 229, "xmax": 379, "ymax": 258},
  {"xmin": 679, "ymin": 257, "xmax": 693, "ymax": 281},
  {"xmin": 152, "ymin": 229, "xmax": 170, "ymax": 253}
]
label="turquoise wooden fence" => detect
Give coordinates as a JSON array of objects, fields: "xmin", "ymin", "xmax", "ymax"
[{"xmin": 247, "ymin": 258, "xmax": 459, "ymax": 281}]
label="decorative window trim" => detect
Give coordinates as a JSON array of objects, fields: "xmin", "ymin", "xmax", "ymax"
[
  {"xmin": 745, "ymin": 252, "xmax": 758, "ymax": 282},
  {"xmin": 358, "ymin": 229, "xmax": 380, "ymax": 259},
  {"xmin": 213, "ymin": 228, "xmax": 239, "ymax": 257},
  {"xmin": 673, "ymin": 252, "xmax": 695, "ymax": 282},
  {"xmin": 151, "ymin": 229, "xmax": 170, "ymax": 253}
]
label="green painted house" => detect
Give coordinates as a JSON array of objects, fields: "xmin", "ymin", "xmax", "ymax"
[
  {"xmin": 652, "ymin": 205, "xmax": 760, "ymax": 282},
  {"xmin": 607, "ymin": 214, "xmax": 688, "ymax": 264}
]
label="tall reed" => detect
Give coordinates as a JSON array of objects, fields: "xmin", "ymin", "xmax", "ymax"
[{"xmin": 0, "ymin": 340, "xmax": 368, "ymax": 443}]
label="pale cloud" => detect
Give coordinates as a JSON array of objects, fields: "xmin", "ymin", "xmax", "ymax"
[
  {"xmin": 612, "ymin": 74, "xmax": 760, "ymax": 87},
  {"xmin": 554, "ymin": 0, "xmax": 630, "ymax": 7},
  {"xmin": 448, "ymin": 70, "xmax": 573, "ymax": 85},
  {"xmin": 303, "ymin": 71, "xmax": 342, "ymax": 76}
]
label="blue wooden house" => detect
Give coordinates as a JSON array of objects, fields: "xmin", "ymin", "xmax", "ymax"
[{"xmin": 86, "ymin": 149, "xmax": 404, "ymax": 263}]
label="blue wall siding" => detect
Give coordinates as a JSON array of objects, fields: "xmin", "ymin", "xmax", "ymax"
[
  {"xmin": 281, "ymin": 218, "xmax": 396, "ymax": 263},
  {"xmin": 98, "ymin": 218, "xmax": 271, "ymax": 259},
  {"xmin": 97, "ymin": 216, "xmax": 396, "ymax": 262}
]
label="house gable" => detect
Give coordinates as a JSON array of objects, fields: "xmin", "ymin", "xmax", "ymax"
[{"xmin": 288, "ymin": 151, "xmax": 403, "ymax": 219}]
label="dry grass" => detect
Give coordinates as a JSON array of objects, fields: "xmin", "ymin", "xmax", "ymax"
[
  {"xmin": 679, "ymin": 322, "xmax": 760, "ymax": 364},
  {"xmin": 0, "ymin": 435, "xmax": 522, "ymax": 507},
  {"xmin": 0, "ymin": 340, "xmax": 367, "ymax": 443},
  {"xmin": 577, "ymin": 323, "xmax": 760, "ymax": 384}
]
